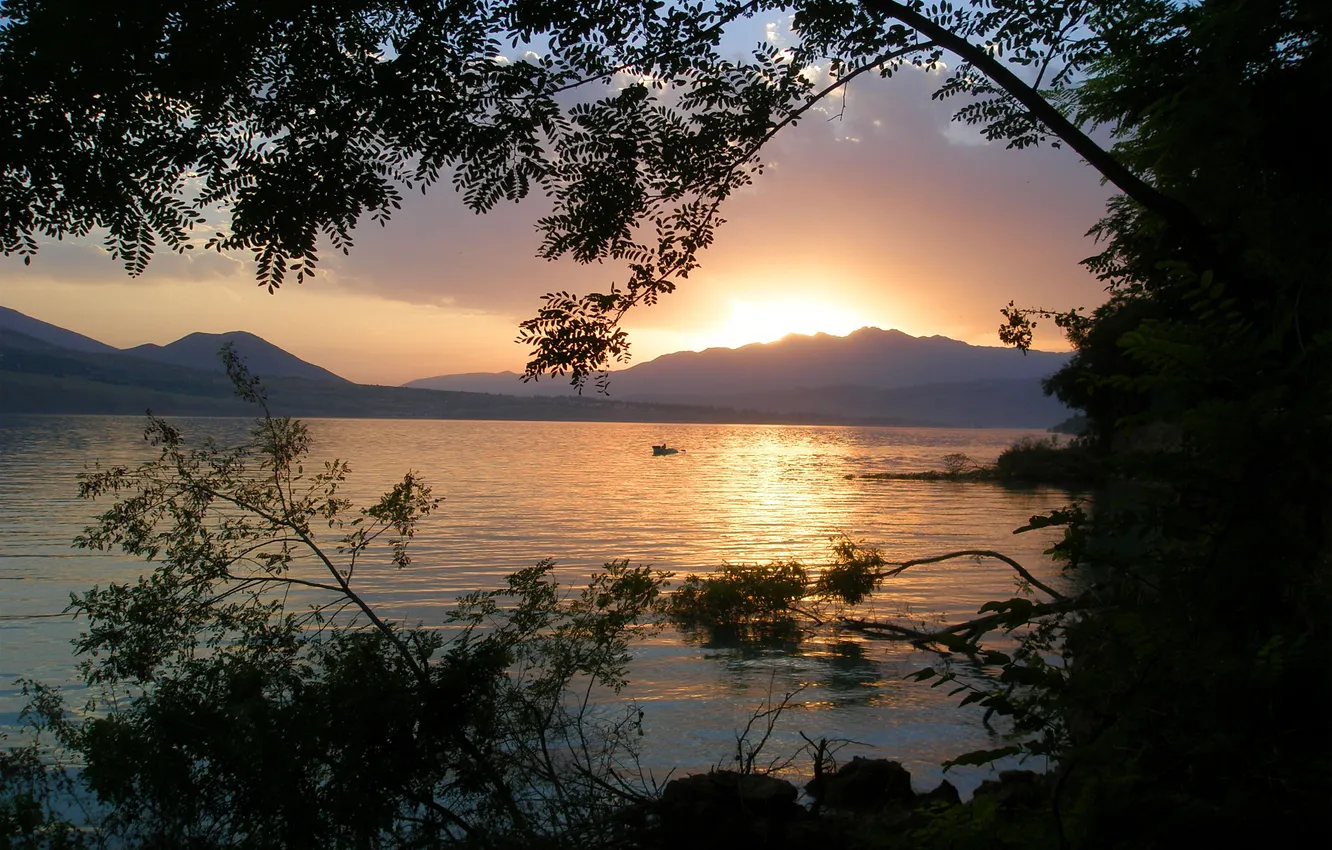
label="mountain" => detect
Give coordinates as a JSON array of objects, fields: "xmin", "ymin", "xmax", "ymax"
[
  {"xmin": 122, "ymin": 331, "xmax": 348, "ymax": 383},
  {"xmin": 0, "ymin": 305, "xmax": 122, "ymax": 355},
  {"xmin": 0, "ymin": 323, "xmax": 739, "ymax": 420},
  {"xmin": 403, "ymin": 370, "xmax": 577, "ymax": 397},
  {"xmin": 2, "ymin": 328, "xmax": 920, "ymax": 424},
  {"xmin": 1, "ymin": 326, "xmax": 245, "ymax": 396},
  {"xmin": 408, "ymin": 328, "xmax": 1068, "ymax": 399},
  {"xmin": 0, "ymin": 308, "xmax": 345, "ymax": 383},
  {"xmin": 405, "ymin": 327, "xmax": 1072, "ymax": 426},
  {"xmin": 609, "ymin": 328, "xmax": 1068, "ymax": 399},
  {"xmin": 1, "ymin": 310, "xmax": 1070, "ymax": 427}
]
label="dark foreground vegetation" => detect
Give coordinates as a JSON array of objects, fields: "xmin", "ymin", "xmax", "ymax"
[{"xmin": 3, "ymin": 0, "xmax": 1329, "ymax": 847}]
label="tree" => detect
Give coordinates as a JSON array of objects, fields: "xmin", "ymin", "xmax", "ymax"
[{"xmin": 998, "ymin": 1, "xmax": 1331, "ymax": 843}]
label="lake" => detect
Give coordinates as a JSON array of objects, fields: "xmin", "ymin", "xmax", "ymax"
[{"xmin": 0, "ymin": 415, "xmax": 1075, "ymax": 796}]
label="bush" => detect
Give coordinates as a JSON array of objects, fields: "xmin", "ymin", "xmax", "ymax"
[
  {"xmin": 814, "ymin": 539, "xmax": 889, "ymax": 606},
  {"xmin": 940, "ymin": 453, "xmax": 982, "ymax": 475},
  {"xmin": 666, "ymin": 561, "xmax": 809, "ymax": 627}
]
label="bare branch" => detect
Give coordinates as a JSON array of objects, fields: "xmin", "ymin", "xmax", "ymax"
[{"xmin": 883, "ymin": 549, "xmax": 1066, "ymax": 601}]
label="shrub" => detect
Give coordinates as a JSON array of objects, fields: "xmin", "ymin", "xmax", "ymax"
[
  {"xmin": 814, "ymin": 539, "xmax": 889, "ymax": 606},
  {"xmin": 666, "ymin": 561, "xmax": 809, "ymax": 626}
]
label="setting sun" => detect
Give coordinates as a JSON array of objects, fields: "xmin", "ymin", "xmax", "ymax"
[{"xmin": 698, "ymin": 298, "xmax": 874, "ymax": 350}]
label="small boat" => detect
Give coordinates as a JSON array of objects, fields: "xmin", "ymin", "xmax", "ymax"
[{"xmin": 652, "ymin": 444, "xmax": 680, "ymax": 456}]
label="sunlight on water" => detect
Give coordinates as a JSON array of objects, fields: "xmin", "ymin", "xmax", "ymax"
[{"xmin": 0, "ymin": 415, "xmax": 1076, "ymax": 795}]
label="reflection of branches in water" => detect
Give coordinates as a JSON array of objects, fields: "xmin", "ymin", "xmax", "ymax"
[
  {"xmin": 665, "ymin": 538, "xmax": 1075, "ymax": 765},
  {"xmin": 840, "ymin": 558, "xmax": 1068, "ymax": 655},
  {"xmin": 675, "ymin": 621, "xmax": 806, "ymax": 653},
  {"xmin": 841, "ymin": 598, "xmax": 1076, "ymax": 650},
  {"xmin": 669, "ymin": 541, "xmax": 1065, "ymax": 658}
]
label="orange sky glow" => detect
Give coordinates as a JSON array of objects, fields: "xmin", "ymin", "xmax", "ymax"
[{"xmin": 0, "ymin": 66, "xmax": 1112, "ymax": 386}]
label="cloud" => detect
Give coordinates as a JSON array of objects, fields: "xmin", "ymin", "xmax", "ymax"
[{"xmin": 7, "ymin": 234, "xmax": 250, "ymax": 285}]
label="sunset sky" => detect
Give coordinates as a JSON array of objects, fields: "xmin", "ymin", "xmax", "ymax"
[{"xmin": 0, "ymin": 57, "xmax": 1113, "ymax": 386}]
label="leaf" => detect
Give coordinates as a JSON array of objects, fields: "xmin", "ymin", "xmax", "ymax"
[
  {"xmin": 942, "ymin": 745, "xmax": 1021, "ymax": 771},
  {"xmin": 932, "ymin": 631, "xmax": 975, "ymax": 653},
  {"xmin": 907, "ymin": 666, "xmax": 938, "ymax": 682}
]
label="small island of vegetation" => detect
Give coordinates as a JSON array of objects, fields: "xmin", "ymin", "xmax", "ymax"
[{"xmin": 853, "ymin": 436, "xmax": 1101, "ymax": 487}]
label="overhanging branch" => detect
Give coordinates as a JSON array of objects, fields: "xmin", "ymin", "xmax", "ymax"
[
  {"xmin": 861, "ymin": 0, "xmax": 1211, "ymax": 255},
  {"xmin": 882, "ymin": 549, "xmax": 1067, "ymax": 601}
]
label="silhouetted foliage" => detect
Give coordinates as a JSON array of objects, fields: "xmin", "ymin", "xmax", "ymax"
[
  {"xmin": 858, "ymin": 436, "xmax": 1098, "ymax": 486},
  {"xmin": 997, "ymin": 0, "xmax": 1331, "ymax": 843},
  {"xmin": 992, "ymin": 436, "xmax": 1097, "ymax": 485}
]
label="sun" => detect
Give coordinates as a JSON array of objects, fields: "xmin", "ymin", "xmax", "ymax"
[{"xmin": 701, "ymin": 298, "xmax": 872, "ymax": 350}]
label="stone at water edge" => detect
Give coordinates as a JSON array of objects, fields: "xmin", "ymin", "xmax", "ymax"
[
  {"xmin": 656, "ymin": 770, "xmax": 805, "ymax": 844},
  {"xmin": 805, "ymin": 757, "xmax": 915, "ymax": 811},
  {"xmin": 917, "ymin": 778, "xmax": 961, "ymax": 808},
  {"xmin": 972, "ymin": 769, "xmax": 1045, "ymax": 808},
  {"xmin": 659, "ymin": 770, "xmax": 801, "ymax": 814}
]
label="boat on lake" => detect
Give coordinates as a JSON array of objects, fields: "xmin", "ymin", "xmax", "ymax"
[{"xmin": 652, "ymin": 444, "xmax": 679, "ymax": 456}]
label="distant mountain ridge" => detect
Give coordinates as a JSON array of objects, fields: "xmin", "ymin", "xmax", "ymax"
[
  {"xmin": 405, "ymin": 327, "xmax": 1071, "ymax": 426},
  {"xmin": 123, "ymin": 331, "xmax": 347, "ymax": 383},
  {"xmin": 614, "ymin": 328, "xmax": 1066, "ymax": 397},
  {"xmin": 0, "ymin": 308, "xmax": 1070, "ymax": 427},
  {"xmin": 0, "ymin": 305, "xmax": 121, "ymax": 355},
  {"xmin": 0, "ymin": 308, "xmax": 347, "ymax": 382}
]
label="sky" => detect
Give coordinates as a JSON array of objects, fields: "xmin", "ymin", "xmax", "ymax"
[{"xmin": 0, "ymin": 40, "xmax": 1114, "ymax": 387}]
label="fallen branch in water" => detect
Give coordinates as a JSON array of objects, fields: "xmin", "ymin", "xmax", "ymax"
[{"xmin": 841, "ymin": 597, "xmax": 1081, "ymax": 650}]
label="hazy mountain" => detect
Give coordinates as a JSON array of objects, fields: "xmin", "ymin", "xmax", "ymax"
[
  {"xmin": 2, "ymin": 310, "xmax": 1069, "ymax": 427},
  {"xmin": 403, "ymin": 370, "xmax": 577, "ymax": 397},
  {"xmin": 122, "ymin": 331, "xmax": 348, "ymax": 383},
  {"xmin": 0, "ymin": 327, "xmax": 71, "ymax": 353},
  {"xmin": 404, "ymin": 326, "xmax": 1070, "ymax": 405},
  {"xmin": 3, "ymin": 328, "xmax": 917, "ymax": 424},
  {"xmin": 608, "ymin": 328, "xmax": 1068, "ymax": 399},
  {"xmin": 0, "ymin": 308, "xmax": 346, "ymax": 383},
  {"xmin": 1, "ymin": 327, "xmax": 241, "ymax": 396},
  {"xmin": 0, "ymin": 305, "xmax": 121, "ymax": 355}
]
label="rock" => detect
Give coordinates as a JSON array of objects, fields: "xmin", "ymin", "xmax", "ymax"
[
  {"xmin": 972, "ymin": 769, "xmax": 1044, "ymax": 808},
  {"xmin": 657, "ymin": 770, "xmax": 804, "ymax": 845},
  {"xmin": 806, "ymin": 757, "xmax": 915, "ymax": 811},
  {"xmin": 661, "ymin": 770, "xmax": 799, "ymax": 813},
  {"xmin": 916, "ymin": 779, "xmax": 961, "ymax": 808}
]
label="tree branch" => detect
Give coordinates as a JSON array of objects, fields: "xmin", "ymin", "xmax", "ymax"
[
  {"xmin": 185, "ymin": 481, "xmax": 427, "ymax": 683},
  {"xmin": 883, "ymin": 549, "xmax": 1067, "ymax": 601},
  {"xmin": 842, "ymin": 597, "xmax": 1075, "ymax": 646}
]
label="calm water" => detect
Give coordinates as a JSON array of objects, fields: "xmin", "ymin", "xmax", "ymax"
[{"xmin": 0, "ymin": 416, "xmax": 1075, "ymax": 795}]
